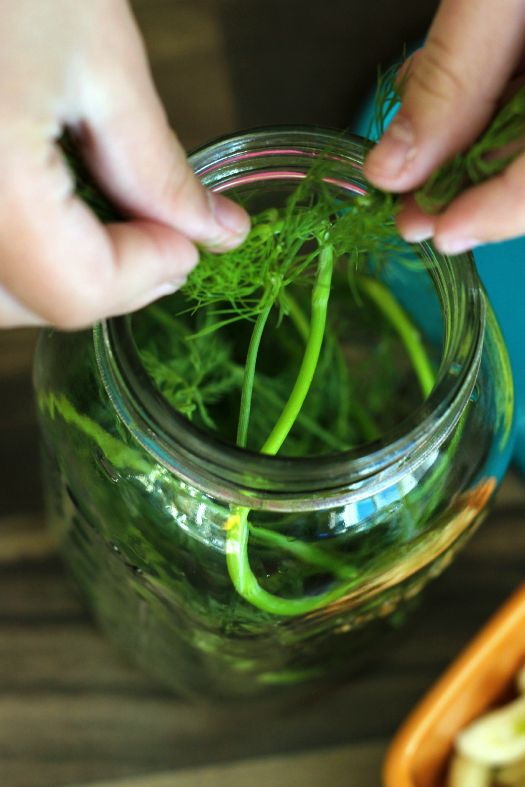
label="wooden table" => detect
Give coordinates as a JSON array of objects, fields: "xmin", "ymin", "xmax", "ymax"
[{"xmin": 5, "ymin": 3, "xmax": 523, "ymax": 785}]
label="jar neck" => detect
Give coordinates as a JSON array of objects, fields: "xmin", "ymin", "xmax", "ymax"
[{"xmin": 94, "ymin": 128, "xmax": 486, "ymax": 511}]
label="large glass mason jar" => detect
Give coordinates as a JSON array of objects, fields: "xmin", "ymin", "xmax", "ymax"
[{"xmin": 33, "ymin": 129, "xmax": 515, "ymax": 700}]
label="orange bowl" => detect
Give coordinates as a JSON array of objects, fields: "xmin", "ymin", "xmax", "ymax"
[{"xmin": 383, "ymin": 581, "xmax": 525, "ymax": 787}]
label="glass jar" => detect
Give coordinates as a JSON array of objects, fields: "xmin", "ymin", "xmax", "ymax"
[{"xmin": 34, "ymin": 129, "xmax": 514, "ymax": 701}]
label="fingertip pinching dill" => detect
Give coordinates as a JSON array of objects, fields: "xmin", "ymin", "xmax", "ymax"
[
  {"xmin": 371, "ymin": 54, "xmax": 525, "ymax": 214},
  {"xmin": 416, "ymin": 84, "xmax": 525, "ymax": 213}
]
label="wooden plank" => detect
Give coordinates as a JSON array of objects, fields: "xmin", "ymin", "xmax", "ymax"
[
  {"xmin": 0, "ymin": 514, "xmax": 55, "ymax": 564},
  {"xmin": 70, "ymin": 743, "xmax": 387, "ymax": 787}
]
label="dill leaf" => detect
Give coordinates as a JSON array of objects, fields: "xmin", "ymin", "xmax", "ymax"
[{"xmin": 415, "ymin": 83, "xmax": 525, "ymax": 213}]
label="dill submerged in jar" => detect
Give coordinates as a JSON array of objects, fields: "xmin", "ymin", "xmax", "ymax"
[{"xmin": 34, "ymin": 129, "xmax": 514, "ymax": 699}]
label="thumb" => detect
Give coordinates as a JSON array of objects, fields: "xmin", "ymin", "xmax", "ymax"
[
  {"xmin": 72, "ymin": 3, "xmax": 249, "ymax": 252},
  {"xmin": 364, "ymin": 0, "xmax": 525, "ymax": 194}
]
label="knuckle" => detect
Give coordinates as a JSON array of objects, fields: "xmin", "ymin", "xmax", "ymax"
[
  {"xmin": 154, "ymin": 133, "xmax": 205, "ymax": 212},
  {"xmin": 158, "ymin": 158, "xmax": 195, "ymax": 207},
  {"xmin": 40, "ymin": 296, "xmax": 99, "ymax": 330},
  {"xmin": 36, "ymin": 273, "xmax": 109, "ymax": 329},
  {"xmin": 410, "ymin": 36, "xmax": 470, "ymax": 105}
]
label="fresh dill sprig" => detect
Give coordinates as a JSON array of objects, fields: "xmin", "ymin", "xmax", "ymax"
[
  {"xmin": 178, "ymin": 159, "xmax": 410, "ymax": 452},
  {"xmin": 52, "ymin": 66, "xmax": 511, "ymax": 627},
  {"xmin": 415, "ymin": 84, "xmax": 525, "ymax": 213},
  {"xmin": 369, "ymin": 60, "xmax": 404, "ymax": 141},
  {"xmin": 182, "ymin": 162, "xmax": 385, "ymax": 334},
  {"xmin": 136, "ymin": 306, "xmax": 240, "ymax": 430},
  {"xmin": 368, "ymin": 52, "xmax": 525, "ymax": 214},
  {"xmin": 174, "ymin": 164, "xmax": 435, "ymax": 617},
  {"xmin": 184, "ymin": 171, "xmax": 402, "ymax": 330},
  {"xmin": 59, "ymin": 133, "xmax": 122, "ymax": 223},
  {"xmin": 369, "ymin": 53, "xmax": 525, "ymax": 215}
]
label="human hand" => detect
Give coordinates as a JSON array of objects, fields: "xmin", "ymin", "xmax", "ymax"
[
  {"xmin": 0, "ymin": 0, "xmax": 250, "ymax": 328},
  {"xmin": 364, "ymin": 0, "xmax": 525, "ymax": 255}
]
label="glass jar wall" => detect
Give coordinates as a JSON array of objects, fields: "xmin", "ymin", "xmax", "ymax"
[{"xmin": 33, "ymin": 130, "xmax": 514, "ymax": 700}]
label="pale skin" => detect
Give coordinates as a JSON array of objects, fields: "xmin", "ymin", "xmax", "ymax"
[
  {"xmin": 2, "ymin": 1, "xmax": 525, "ymax": 330},
  {"xmin": 364, "ymin": 0, "xmax": 525, "ymax": 255},
  {"xmin": 0, "ymin": 0, "xmax": 250, "ymax": 329}
]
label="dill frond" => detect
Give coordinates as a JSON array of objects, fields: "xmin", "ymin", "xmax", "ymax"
[
  {"xmin": 415, "ymin": 83, "xmax": 525, "ymax": 213},
  {"xmin": 366, "ymin": 54, "xmax": 525, "ymax": 216},
  {"xmin": 369, "ymin": 61, "xmax": 403, "ymax": 140}
]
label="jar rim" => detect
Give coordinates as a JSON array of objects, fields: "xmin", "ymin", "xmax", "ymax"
[{"xmin": 94, "ymin": 127, "xmax": 486, "ymax": 510}]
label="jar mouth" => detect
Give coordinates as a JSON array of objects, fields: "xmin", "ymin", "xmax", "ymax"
[{"xmin": 94, "ymin": 127, "xmax": 486, "ymax": 510}]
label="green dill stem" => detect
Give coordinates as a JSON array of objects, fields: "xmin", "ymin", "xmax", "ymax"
[
  {"xmin": 226, "ymin": 507, "xmax": 360, "ymax": 616},
  {"xmin": 252, "ymin": 379, "xmax": 347, "ymax": 451},
  {"xmin": 228, "ymin": 365, "xmax": 348, "ymax": 450},
  {"xmin": 236, "ymin": 296, "xmax": 275, "ymax": 448},
  {"xmin": 346, "ymin": 388, "xmax": 381, "ymax": 443},
  {"xmin": 146, "ymin": 304, "xmax": 185, "ymax": 333},
  {"xmin": 226, "ymin": 265, "xmax": 436, "ymax": 617},
  {"xmin": 38, "ymin": 392, "xmax": 150, "ymax": 474},
  {"xmin": 282, "ymin": 290, "xmax": 381, "ymax": 445},
  {"xmin": 357, "ymin": 276, "xmax": 436, "ymax": 398},
  {"xmin": 226, "ymin": 243, "xmax": 343, "ymax": 616},
  {"xmin": 249, "ymin": 524, "xmax": 357, "ymax": 580},
  {"xmin": 261, "ymin": 243, "xmax": 334, "ymax": 455},
  {"xmin": 331, "ymin": 334, "xmax": 381, "ymax": 443},
  {"xmin": 416, "ymin": 401, "xmax": 477, "ymax": 532},
  {"xmin": 280, "ymin": 290, "xmax": 309, "ymax": 342}
]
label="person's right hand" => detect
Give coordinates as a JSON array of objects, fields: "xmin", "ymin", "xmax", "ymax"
[{"xmin": 0, "ymin": 0, "xmax": 250, "ymax": 329}]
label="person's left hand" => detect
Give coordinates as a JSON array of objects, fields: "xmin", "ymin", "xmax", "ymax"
[{"xmin": 364, "ymin": 0, "xmax": 525, "ymax": 254}]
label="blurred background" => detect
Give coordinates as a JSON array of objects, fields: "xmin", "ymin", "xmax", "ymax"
[{"xmin": 3, "ymin": 3, "xmax": 525, "ymax": 787}]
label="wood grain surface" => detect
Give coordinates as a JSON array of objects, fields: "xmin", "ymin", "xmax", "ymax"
[{"xmin": 3, "ymin": 3, "xmax": 523, "ymax": 787}]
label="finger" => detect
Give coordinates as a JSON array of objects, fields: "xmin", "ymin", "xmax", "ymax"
[
  {"xmin": 364, "ymin": 0, "xmax": 525, "ymax": 193},
  {"xmin": 431, "ymin": 152, "xmax": 525, "ymax": 254},
  {"xmin": 0, "ymin": 285, "xmax": 45, "ymax": 328},
  {"xmin": 71, "ymin": 3, "xmax": 250, "ymax": 252},
  {"xmin": 0, "ymin": 140, "xmax": 199, "ymax": 329},
  {"xmin": 396, "ymin": 49, "xmax": 422, "ymax": 86},
  {"xmin": 396, "ymin": 195, "xmax": 436, "ymax": 243}
]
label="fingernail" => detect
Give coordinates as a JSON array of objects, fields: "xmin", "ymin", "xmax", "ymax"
[
  {"xmin": 146, "ymin": 282, "xmax": 179, "ymax": 301},
  {"xmin": 149, "ymin": 277, "xmax": 189, "ymax": 301},
  {"xmin": 403, "ymin": 227, "xmax": 434, "ymax": 243},
  {"xmin": 436, "ymin": 236, "xmax": 482, "ymax": 255},
  {"xmin": 210, "ymin": 193, "xmax": 250, "ymax": 239},
  {"xmin": 124, "ymin": 281, "xmax": 182, "ymax": 315},
  {"xmin": 369, "ymin": 116, "xmax": 417, "ymax": 178}
]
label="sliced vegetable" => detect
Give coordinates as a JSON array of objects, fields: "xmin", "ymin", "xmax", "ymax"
[
  {"xmin": 456, "ymin": 696, "xmax": 525, "ymax": 768},
  {"xmin": 448, "ymin": 753, "xmax": 491, "ymax": 787}
]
